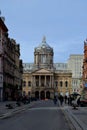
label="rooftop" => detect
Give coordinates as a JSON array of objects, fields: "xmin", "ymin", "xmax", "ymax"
[{"xmin": 35, "ymin": 36, "xmax": 53, "ymax": 50}]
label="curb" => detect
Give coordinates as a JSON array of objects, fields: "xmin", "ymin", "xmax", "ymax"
[
  {"xmin": 58, "ymin": 100, "xmax": 87, "ymax": 130},
  {"xmin": 61, "ymin": 107, "xmax": 77, "ymax": 130},
  {"xmin": 61, "ymin": 105, "xmax": 87, "ymax": 130},
  {"xmin": 66, "ymin": 109, "xmax": 87, "ymax": 130},
  {"xmin": 0, "ymin": 101, "xmax": 38, "ymax": 119}
]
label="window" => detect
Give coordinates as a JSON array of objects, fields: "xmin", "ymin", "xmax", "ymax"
[
  {"xmin": 28, "ymin": 81, "xmax": 31, "ymax": 87},
  {"xmin": 60, "ymin": 81, "xmax": 63, "ymax": 87},
  {"xmin": 47, "ymin": 82, "xmax": 49, "ymax": 87},
  {"xmin": 28, "ymin": 91, "xmax": 30, "ymax": 96},
  {"xmin": 65, "ymin": 81, "xmax": 68, "ymax": 87},
  {"xmin": 23, "ymin": 91, "xmax": 26, "ymax": 96},
  {"xmin": 55, "ymin": 81, "xmax": 58, "ymax": 87},
  {"xmin": 36, "ymin": 81, "xmax": 39, "ymax": 87},
  {"xmin": 23, "ymin": 81, "xmax": 26, "ymax": 87}
]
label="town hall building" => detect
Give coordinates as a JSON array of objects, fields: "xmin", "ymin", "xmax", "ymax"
[{"xmin": 22, "ymin": 37, "xmax": 72, "ymax": 99}]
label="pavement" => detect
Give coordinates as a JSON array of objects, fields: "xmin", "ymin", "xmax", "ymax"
[
  {"xmin": 60, "ymin": 103, "xmax": 87, "ymax": 130},
  {"xmin": 0, "ymin": 101, "xmax": 38, "ymax": 119},
  {"xmin": 0, "ymin": 100, "xmax": 87, "ymax": 130}
]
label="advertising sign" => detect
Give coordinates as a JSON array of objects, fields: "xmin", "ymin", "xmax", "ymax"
[{"xmin": 84, "ymin": 83, "xmax": 87, "ymax": 88}]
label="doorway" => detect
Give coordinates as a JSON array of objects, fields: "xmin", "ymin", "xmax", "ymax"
[
  {"xmin": 40, "ymin": 91, "xmax": 45, "ymax": 99},
  {"xmin": 35, "ymin": 91, "xmax": 39, "ymax": 99},
  {"xmin": 46, "ymin": 91, "xmax": 50, "ymax": 99}
]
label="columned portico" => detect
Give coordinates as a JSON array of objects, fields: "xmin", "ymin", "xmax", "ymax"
[
  {"xmin": 32, "ymin": 75, "xmax": 54, "ymax": 88},
  {"xmin": 31, "ymin": 68, "xmax": 55, "ymax": 99}
]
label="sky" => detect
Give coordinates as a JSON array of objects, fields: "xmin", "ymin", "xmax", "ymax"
[{"xmin": 0, "ymin": 0, "xmax": 87, "ymax": 63}]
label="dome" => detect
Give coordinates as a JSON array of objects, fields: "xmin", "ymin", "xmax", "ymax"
[{"xmin": 36, "ymin": 36, "xmax": 53, "ymax": 50}]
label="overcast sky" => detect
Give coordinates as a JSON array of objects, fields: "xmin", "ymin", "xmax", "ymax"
[{"xmin": 0, "ymin": 0, "xmax": 87, "ymax": 63}]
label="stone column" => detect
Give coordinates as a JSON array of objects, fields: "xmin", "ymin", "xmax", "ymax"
[
  {"xmin": 45, "ymin": 76, "xmax": 46, "ymax": 87},
  {"xmin": 39, "ymin": 76, "xmax": 41, "ymax": 87},
  {"xmin": 34, "ymin": 55, "xmax": 35, "ymax": 64},
  {"xmin": 45, "ymin": 91, "xmax": 46, "ymax": 99},
  {"xmin": 51, "ymin": 76, "xmax": 52, "ymax": 87},
  {"xmin": 31, "ymin": 76, "xmax": 33, "ymax": 87},
  {"xmin": 36, "ymin": 55, "xmax": 37, "ymax": 64},
  {"xmin": 52, "ymin": 76, "xmax": 54, "ymax": 88},
  {"xmin": 50, "ymin": 75, "xmax": 51, "ymax": 88},
  {"xmin": 51, "ymin": 76, "xmax": 52, "ymax": 88},
  {"xmin": 34, "ymin": 76, "xmax": 36, "ymax": 87}
]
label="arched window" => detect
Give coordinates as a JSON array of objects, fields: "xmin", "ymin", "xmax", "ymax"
[
  {"xmin": 55, "ymin": 81, "xmax": 58, "ymax": 87},
  {"xmin": 60, "ymin": 81, "xmax": 63, "ymax": 87},
  {"xmin": 28, "ymin": 81, "xmax": 31, "ymax": 87},
  {"xmin": 65, "ymin": 81, "xmax": 68, "ymax": 87},
  {"xmin": 23, "ymin": 81, "xmax": 26, "ymax": 87}
]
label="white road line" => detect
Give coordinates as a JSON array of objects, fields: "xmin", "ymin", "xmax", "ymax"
[{"xmin": 28, "ymin": 107, "xmax": 61, "ymax": 110}]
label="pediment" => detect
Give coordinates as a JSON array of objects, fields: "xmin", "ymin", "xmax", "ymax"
[{"xmin": 33, "ymin": 68, "xmax": 52, "ymax": 74}]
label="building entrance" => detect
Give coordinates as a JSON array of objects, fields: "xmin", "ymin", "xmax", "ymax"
[
  {"xmin": 40, "ymin": 91, "xmax": 45, "ymax": 99},
  {"xmin": 35, "ymin": 91, "xmax": 39, "ymax": 99},
  {"xmin": 46, "ymin": 91, "xmax": 50, "ymax": 99}
]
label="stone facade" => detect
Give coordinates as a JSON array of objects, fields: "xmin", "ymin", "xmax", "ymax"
[
  {"xmin": 82, "ymin": 39, "xmax": 87, "ymax": 99},
  {"xmin": 67, "ymin": 54, "xmax": 83, "ymax": 94},
  {"xmin": 0, "ymin": 17, "xmax": 23, "ymax": 101},
  {"xmin": 83, "ymin": 39, "xmax": 87, "ymax": 81},
  {"xmin": 23, "ymin": 37, "xmax": 72, "ymax": 99}
]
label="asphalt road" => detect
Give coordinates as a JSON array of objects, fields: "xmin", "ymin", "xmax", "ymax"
[{"xmin": 0, "ymin": 100, "xmax": 71, "ymax": 130}]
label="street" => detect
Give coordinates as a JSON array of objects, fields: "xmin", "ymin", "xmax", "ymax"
[{"xmin": 0, "ymin": 100, "xmax": 71, "ymax": 130}]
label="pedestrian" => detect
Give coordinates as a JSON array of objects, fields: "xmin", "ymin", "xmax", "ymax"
[
  {"xmin": 64, "ymin": 95, "xmax": 67, "ymax": 104},
  {"xmin": 77, "ymin": 96, "xmax": 81, "ymax": 106},
  {"xmin": 67, "ymin": 96, "xmax": 70, "ymax": 105},
  {"xmin": 59, "ymin": 95, "xmax": 64, "ymax": 106},
  {"xmin": 53, "ymin": 96, "xmax": 57, "ymax": 105},
  {"xmin": 69, "ymin": 95, "xmax": 73, "ymax": 106}
]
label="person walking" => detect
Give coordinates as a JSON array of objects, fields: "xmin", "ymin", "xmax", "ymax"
[
  {"xmin": 59, "ymin": 95, "xmax": 64, "ymax": 106},
  {"xmin": 77, "ymin": 96, "xmax": 81, "ymax": 106},
  {"xmin": 64, "ymin": 95, "xmax": 67, "ymax": 104},
  {"xmin": 53, "ymin": 96, "xmax": 57, "ymax": 105}
]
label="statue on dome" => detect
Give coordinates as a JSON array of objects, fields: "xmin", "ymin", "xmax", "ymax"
[{"xmin": 42, "ymin": 36, "xmax": 46, "ymax": 43}]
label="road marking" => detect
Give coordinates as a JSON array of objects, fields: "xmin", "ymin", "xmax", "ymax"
[{"xmin": 28, "ymin": 107, "xmax": 61, "ymax": 111}]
